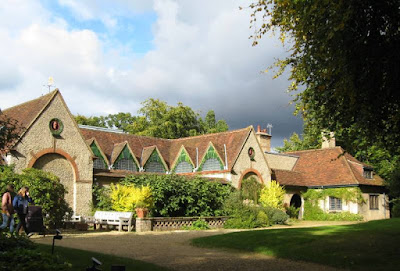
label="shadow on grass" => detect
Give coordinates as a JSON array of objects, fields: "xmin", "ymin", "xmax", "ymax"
[
  {"xmin": 192, "ymin": 219, "xmax": 400, "ymax": 270},
  {"xmin": 36, "ymin": 243, "xmax": 169, "ymax": 271}
]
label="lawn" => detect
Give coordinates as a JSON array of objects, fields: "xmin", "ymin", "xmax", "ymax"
[
  {"xmin": 36, "ymin": 243, "xmax": 168, "ymax": 271},
  {"xmin": 192, "ymin": 218, "xmax": 400, "ymax": 270}
]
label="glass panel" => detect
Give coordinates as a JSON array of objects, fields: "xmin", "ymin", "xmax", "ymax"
[
  {"xmin": 329, "ymin": 196, "xmax": 342, "ymax": 210},
  {"xmin": 202, "ymin": 158, "xmax": 223, "ymax": 172},
  {"xmin": 114, "ymin": 158, "xmax": 137, "ymax": 172},
  {"xmin": 175, "ymin": 161, "xmax": 193, "ymax": 173},
  {"xmin": 145, "ymin": 161, "xmax": 165, "ymax": 173},
  {"xmin": 90, "ymin": 142, "xmax": 107, "ymax": 169}
]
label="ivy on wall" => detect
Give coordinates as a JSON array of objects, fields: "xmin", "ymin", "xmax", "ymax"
[{"xmin": 302, "ymin": 187, "xmax": 365, "ymax": 221}]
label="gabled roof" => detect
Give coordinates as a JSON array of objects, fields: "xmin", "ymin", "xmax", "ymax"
[
  {"xmin": 282, "ymin": 147, "xmax": 384, "ymax": 187},
  {"xmin": 80, "ymin": 126, "xmax": 251, "ymax": 172},
  {"xmin": 89, "ymin": 137, "xmax": 110, "ymax": 166},
  {"xmin": 170, "ymin": 145, "xmax": 196, "ymax": 171},
  {"xmin": 2, "ymin": 90, "xmax": 57, "ymax": 132}
]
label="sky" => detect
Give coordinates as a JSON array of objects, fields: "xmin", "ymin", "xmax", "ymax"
[{"xmin": 0, "ymin": 0, "xmax": 303, "ymax": 148}]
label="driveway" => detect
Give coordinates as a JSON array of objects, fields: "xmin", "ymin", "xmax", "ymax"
[{"xmin": 34, "ymin": 221, "xmax": 354, "ymax": 270}]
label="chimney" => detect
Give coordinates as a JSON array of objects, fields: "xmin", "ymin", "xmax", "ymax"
[
  {"xmin": 321, "ymin": 131, "xmax": 336, "ymax": 149},
  {"xmin": 255, "ymin": 125, "xmax": 271, "ymax": 153}
]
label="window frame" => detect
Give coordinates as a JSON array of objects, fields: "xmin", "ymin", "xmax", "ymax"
[
  {"xmin": 369, "ymin": 194, "xmax": 379, "ymax": 210},
  {"xmin": 329, "ymin": 196, "xmax": 342, "ymax": 211}
]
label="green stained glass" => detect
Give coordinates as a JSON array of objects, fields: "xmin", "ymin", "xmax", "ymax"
[
  {"xmin": 90, "ymin": 142, "xmax": 107, "ymax": 169},
  {"xmin": 115, "ymin": 145, "xmax": 138, "ymax": 171},
  {"xmin": 144, "ymin": 149, "xmax": 167, "ymax": 172},
  {"xmin": 172, "ymin": 148, "xmax": 194, "ymax": 173},
  {"xmin": 198, "ymin": 145, "xmax": 224, "ymax": 171}
]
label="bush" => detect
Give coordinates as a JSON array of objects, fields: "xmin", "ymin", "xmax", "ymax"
[
  {"xmin": 303, "ymin": 201, "xmax": 363, "ymax": 221},
  {"xmin": 241, "ymin": 177, "xmax": 263, "ymax": 204},
  {"xmin": 184, "ymin": 219, "xmax": 210, "ymax": 230},
  {"xmin": 0, "ymin": 232, "xmax": 71, "ymax": 270},
  {"xmin": 392, "ymin": 199, "xmax": 400, "ymax": 217},
  {"xmin": 259, "ymin": 180, "xmax": 285, "ymax": 209},
  {"xmin": 92, "ymin": 183, "xmax": 112, "ymax": 211},
  {"xmin": 0, "ymin": 166, "xmax": 72, "ymax": 228},
  {"xmin": 110, "ymin": 184, "xmax": 153, "ymax": 212},
  {"xmin": 286, "ymin": 205, "xmax": 300, "ymax": 218},
  {"xmin": 223, "ymin": 191, "xmax": 288, "ymax": 228},
  {"xmin": 121, "ymin": 174, "xmax": 233, "ymax": 217}
]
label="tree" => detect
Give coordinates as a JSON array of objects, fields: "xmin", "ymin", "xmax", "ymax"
[
  {"xmin": 75, "ymin": 99, "xmax": 229, "ymax": 139},
  {"xmin": 247, "ymin": 0, "xmax": 400, "ymax": 155},
  {"xmin": 0, "ymin": 112, "xmax": 24, "ymax": 152}
]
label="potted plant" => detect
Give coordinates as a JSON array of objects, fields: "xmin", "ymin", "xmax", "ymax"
[{"xmin": 135, "ymin": 201, "xmax": 149, "ymax": 218}]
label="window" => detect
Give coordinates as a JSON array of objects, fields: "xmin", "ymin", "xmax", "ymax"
[
  {"xmin": 369, "ymin": 195, "xmax": 379, "ymax": 210},
  {"xmin": 329, "ymin": 196, "xmax": 342, "ymax": 210},
  {"xmin": 93, "ymin": 158, "xmax": 106, "ymax": 169},
  {"xmin": 201, "ymin": 158, "xmax": 223, "ymax": 171},
  {"xmin": 175, "ymin": 161, "xmax": 193, "ymax": 173},
  {"xmin": 114, "ymin": 158, "xmax": 137, "ymax": 171},
  {"xmin": 144, "ymin": 149, "xmax": 166, "ymax": 173},
  {"xmin": 363, "ymin": 169, "xmax": 373, "ymax": 179}
]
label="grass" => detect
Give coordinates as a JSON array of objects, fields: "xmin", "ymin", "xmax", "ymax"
[
  {"xmin": 192, "ymin": 218, "xmax": 400, "ymax": 270},
  {"xmin": 36, "ymin": 243, "xmax": 168, "ymax": 271}
]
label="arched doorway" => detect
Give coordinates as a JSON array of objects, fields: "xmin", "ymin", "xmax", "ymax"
[
  {"xmin": 290, "ymin": 194, "xmax": 302, "ymax": 209},
  {"xmin": 33, "ymin": 153, "xmax": 75, "ymax": 211}
]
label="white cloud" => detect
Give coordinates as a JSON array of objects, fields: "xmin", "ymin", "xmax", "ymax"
[{"xmin": 0, "ymin": 0, "xmax": 302, "ymax": 147}]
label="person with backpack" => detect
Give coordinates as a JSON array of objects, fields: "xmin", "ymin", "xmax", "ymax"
[
  {"xmin": 0, "ymin": 184, "xmax": 15, "ymax": 233},
  {"xmin": 13, "ymin": 186, "xmax": 34, "ymax": 236}
]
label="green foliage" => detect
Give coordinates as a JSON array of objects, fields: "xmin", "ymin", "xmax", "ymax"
[
  {"xmin": 0, "ymin": 232, "xmax": 71, "ymax": 270},
  {"xmin": 110, "ymin": 184, "xmax": 153, "ymax": 212},
  {"xmin": 0, "ymin": 114, "xmax": 24, "ymax": 152},
  {"xmin": 302, "ymin": 187, "xmax": 365, "ymax": 204},
  {"xmin": 392, "ymin": 199, "xmax": 400, "ymax": 218},
  {"xmin": 185, "ymin": 219, "xmax": 210, "ymax": 230},
  {"xmin": 92, "ymin": 183, "xmax": 112, "ymax": 211},
  {"xmin": 223, "ymin": 191, "xmax": 288, "ymax": 228},
  {"xmin": 241, "ymin": 177, "xmax": 263, "ymax": 204},
  {"xmin": 75, "ymin": 99, "xmax": 229, "ymax": 139},
  {"xmin": 121, "ymin": 174, "xmax": 233, "ymax": 217},
  {"xmin": 0, "ymin": 166, "xmax": 72, "ymax": 228},
  {"xmin": 285, "ymin": 205, "xmax": 300, "ymax": 219},
  {"xmin": 248, "ymin": 0, "xmax": 400, "ymax": 156},
  {"xmin": 259, "ymin": 180, "xmax": 285, "ymax": 209}
]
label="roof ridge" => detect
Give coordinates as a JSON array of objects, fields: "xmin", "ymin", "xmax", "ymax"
[
  {"xmin": 285, "ymin": 146, "xmax": 342, "ymax": 154},
  {"xmin": 171, "ymin": 126, "xmax": 252, "ymax": 141},
  {"xmin": 80, "ymin": 127, "xmax": 170, "ymax": 141},
  {"xmin": 2, "ymin": 89, "xmax": 58, "ymax": 113}
]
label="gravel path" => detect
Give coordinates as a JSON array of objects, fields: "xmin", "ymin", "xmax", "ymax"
[{"xmin": 34, "ymin": 221, "xmax": 355, "ymax": 271}]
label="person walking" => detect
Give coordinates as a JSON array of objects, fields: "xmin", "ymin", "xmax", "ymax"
[
  {"xmin": 0, "ymin": 184, "xmax": 15, "ymax": 233},
  {"xmin": 13, "ymin": 186, "xmax": 34, "ymax": 236}
]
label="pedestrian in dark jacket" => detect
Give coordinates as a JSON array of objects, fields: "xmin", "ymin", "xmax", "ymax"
[{"xmin": 13, "ymin": 186, "xmax": 33, "ymax": 235}]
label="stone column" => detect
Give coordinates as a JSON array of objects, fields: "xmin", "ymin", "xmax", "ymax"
[{"xmin": 136, "ymin": 218, "xmax": 152, "ymax": 232}]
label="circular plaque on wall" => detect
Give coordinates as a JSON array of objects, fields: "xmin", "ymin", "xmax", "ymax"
[
  {"xmin": 248, "ymin": 147, "xmax": 255, "ymax": 161},
  {"xmin": 49, "ymin": 118, "xmax": 64, "ymax": 136}
]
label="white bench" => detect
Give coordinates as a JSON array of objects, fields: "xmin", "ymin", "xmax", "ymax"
[{"xmin": 93, "ymin": 211, "xmax": 133, "ymax": 232}]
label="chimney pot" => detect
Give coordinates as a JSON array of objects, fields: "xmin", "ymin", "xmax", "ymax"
[{"xmin": 257, "ymin": 125, "xmax": 261, "ymax": 132}]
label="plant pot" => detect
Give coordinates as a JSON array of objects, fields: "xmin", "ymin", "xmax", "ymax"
[{"xmin": 135, "ymin": 208, "xmax": 149, "ymax": 218}]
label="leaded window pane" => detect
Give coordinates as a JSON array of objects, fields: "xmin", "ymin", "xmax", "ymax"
[
  {"xmin": 202, "ymin": 158, "xmax": 222, "ymax": 172},
  {"xmin": 114, "ymin": 158, "xmax": 137, "ymax": 172},
  {"xmin": 175, "ymin": 161, "xmax": 193, "ymax": 173},
  {"xmin": 145, "ymin": 161, "xmax": 165, "ymax": 173},
  {"xmin": 93, "ymin": 158, "xmax": 106, "ymax": 169},
  {"xmin": 369, "ymin": 195, "xmax": 379, "ymax": 210}
]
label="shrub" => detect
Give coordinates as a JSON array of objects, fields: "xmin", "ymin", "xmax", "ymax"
[
  {"xmin": 223, "ymin": 191, "xmax": 288, "ymax": 228},
  {"xmin": 392, "ymin": 199, "xmax": 400, "ymax": 217},
  {"xmin": 0, "ymin": 166, "xmax": 72, "ymax": 228},
  {"xmin": 121, "ymin": 174, "xmax": 233, "ymax": 217},
  {"xmin": 241, "ymin": 177, "xmax": 263, "ymax": 204},
  {"xmin": 259, "ymin": 180, "xmax": 285, "ymax": 209},
  {"xmin": 0, "ymin": 232, "xmax": 71, "ymax": 270},
  {"xmin": 185, "ymin": 219, "xmax": 210, "ymax": 230},
  {"xmin": 303, "ymin": 201, "xmax": 363, "ymax": 221},
  {"xmin": 92, "ymin": 183, "xmax": 112, "ymax": 211},
  {"xmin": 286, "ymin": 205, "xmax": 300, "ymax": 218},
  {"xmin": 110, "ymin": 184, "xmax": 153, "ymax": 212}
]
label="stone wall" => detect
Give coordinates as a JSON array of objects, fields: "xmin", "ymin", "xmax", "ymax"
[
  {"xmin": 10, "ymin": 93, "xmax": 93, "ymax": 215},
  {"xmin": 231, "ymin": 130, "xmax": 271, "ymax": 188}
]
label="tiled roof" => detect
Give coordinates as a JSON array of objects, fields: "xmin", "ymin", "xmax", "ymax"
[
  {"xmin": 2, "ymin": 90, "xmax": 57, "ymax": 134},
  {"xmin": 273, "ymin": 169, "xmax": 305, "ymax": 186},
  {"xmin": 80, "ymin": 126, "xmax": 251, "ymax": 171},
  {"xmin": 283, "ymin": 147, "xmax": 384, "ymax": 187}
]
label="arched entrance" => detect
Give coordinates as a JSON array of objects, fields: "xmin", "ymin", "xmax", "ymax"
[
  {"xmin": 290, "ymin": 194, "xmax": 302, "ymax": 209},
  {"xmin": 32, "ymin": 153, "xmax": 75, "ymax": 211},
  {"xmin": 238, "ymin": 169, "xmax": 264, "ymax": 189}
]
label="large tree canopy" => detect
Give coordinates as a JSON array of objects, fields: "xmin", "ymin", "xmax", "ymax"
[
  {"xmin": 75, "ymin": 99, "xmax": 228, "ymax": 139},
  {"xmin": 249, "ymin": 0, "xmax": 400, "ymax": 154}
]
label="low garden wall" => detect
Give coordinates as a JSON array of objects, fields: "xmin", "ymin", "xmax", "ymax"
[{"xmin": 136, "ymin": 216, "xmax": 230, "ymax": 232}]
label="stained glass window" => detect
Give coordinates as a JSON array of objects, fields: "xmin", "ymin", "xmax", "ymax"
[
  {"xmin": 144, "ymin": 149, "xmax": 166, "ymax": 173},
  {"xmin": 90, "ymin": 142, "xmax": 107, "ymax": 169},
  {"xmin": 114, "ymin": 145, "xmax": 138, "ymax": 172},
  {"xmin": 198, "ymin": 145, "xmax": 224, "ymax": 172}
]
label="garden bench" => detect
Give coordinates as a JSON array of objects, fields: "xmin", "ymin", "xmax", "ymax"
[{"xmin": 93, "ymin": 211, "xmax": 134, "ymax": 232}]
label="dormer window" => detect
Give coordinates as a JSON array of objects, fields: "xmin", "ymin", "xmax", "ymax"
[{"xmin": 363, "ymin": 168, "xmax": 373, "ymax": 179}]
